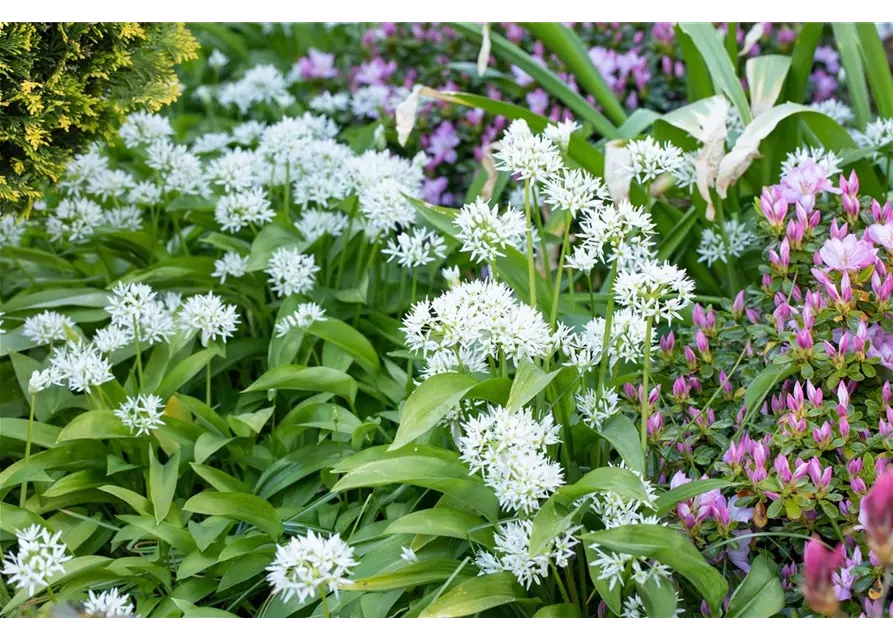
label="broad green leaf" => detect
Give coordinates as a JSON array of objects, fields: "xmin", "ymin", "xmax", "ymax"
[
  {"xmin": 228, "ymin": 406, "xmax": 274, "ymax": 435},
  {"xmin": 390, "ymin": 372, "xmax": 479, "ymax": 450},
  {"xmin": 674, "ymin": 25, "xmax": 714, "ymax": 102},
  {"xmin": 56, "ymin": 410, "xmax": 132, "ymax": 442},
  {"xmin": 506, "ymin": 359, "xmax": 561, "ymax": 413},
  {"xmin": 190, "ymin": 463, "xmax": 251, "ymax": 494},
  {"xmin": 243, "ymin": 365, "xmax": 357, "ymax": 404},
  {"xmin": 0, "ymin": 502, "xmax": 49, "ymax": 534},
  {"xmin": 654, "ymin": 479, "xmax": 737, "ymax": 516},
  {"xmin": 636, "ymin": 573, "xmax": 679, "ymax": 618},
  {"xmin": 194, "ymin": 432, "xmax": 234, "ymax": 464},
  {"xmin": 1, "ymin": 417, "xmax": 61, "ymax": 449},
  {"xmin": 254, "ymin": 443, "xmax": 346, "ymax": 499},
  {"xmin": 245, "ymin": 222, "xmax": 305, "ymax": 272},
  {"xmin": 583, "ymin": 524, "xmax": 728, "ymax": 615},
  {"xmin": 832, "ymin": 23, "xmax": 871, "ymax": 129},
  {"xmin": 150, "ymin": 447, "xmax": 181, "ymax": 524},
  {"xmin": 156, "ymin": 348, "xmax": 217, "ymax": 399},
  {"xmin": 726, "ymin": 554, "xmax": 784, "ymax": 618},
  {"xmin": 306, "ymin": 318, "xmax": 380, "ymax": 374},
  {"xmin": 100, "ymin": 485, "xmax": 152, "ymax": 516},
  {"xmin": 855, "ymin": 23, "xmax": 893, "ymax": 118},
  {"xmin": 533, "ymin": 603, "xmax": 580, "ymax": 618},
  {"xmin": 183, "ymin": 491, "xmax": 283, "ymax": 538},
  {"xmin": 276, "ymin": 402, "xmax": 362, "ymax": 436},
  {"xmin": 385, "ymin": 508, "xmax": 494, "ymax": 547},
  {"xmin": 419, "ymin": 571, "xmax": 529, "ymax": 618},
  {"xmin": 784, "ymin": 23, "xmax": 823, "ymax": 103},
  {"xmin": 43, "ymin": 469, "xmax": 108, "ymax": 498},
  {"xmin": 745, "ymin": 55, "xmax": 791, "ymax": 117},
  {"xmin": 346, "ymin": 559, "xmax": 473, "ymax": 592},
  {"xmin": 679, "ymin": 23, "xmax": 751, "ymax": 124},
  {"xmin": 2, "ymin": 288, "xmax": 110, "ymax": 312},
  {"xmin": 172, "ymin": 599, "xmax": 240, "ymax": 618},
  {"xmin": 0, "ymin": 443, "xmax": 104, "ymax": 491},
  {"xmin": 600, "ymin": 414, "xmax": 645, "ymax": 474}
]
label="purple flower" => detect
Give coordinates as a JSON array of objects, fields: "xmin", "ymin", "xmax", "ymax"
[
  {"xmin": 425, "ymin": 121, "xmax": 459, "ymax": 168},
  {"xmin": 355, "ymin": 58, "xmax": 397, "ymax": 86},
  {"xmin": 297, "ymin": 49, "xmax": 339, "ymax": 80}
]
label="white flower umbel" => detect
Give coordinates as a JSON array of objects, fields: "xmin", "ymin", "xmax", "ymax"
[
  {"xmin": 49, "ymin": 340, "xmax": 114, "ymax": 393},
  {"xmin": 576, "ymin": 200, "xmax": 656, "ymax": 265},
  {"xmin": 310, "ymin": 91, "xmax": 351, "ymax": 115},
  {"xmin": 542, "ymin": 168, "xmax": 609, "ymax": 218},
  {"xmin": 563, "ymin": 307, "xmax": 653, "ymax": 370},
  {"xmin": 93, "ymin": 325, "xmax": 131, "ymax": 353},
  {"xmin": 207, "ymin": 149, "xmax": 264, "ymax": 193},
  {"xmin": 1, "ymin": 214, "xmax": 27, "ymax": 248},
  {"xmin": 576, "ymin": 387, "xmax": 621, "ymax": 430},
  {"xmin": 274, "ymin": 302, "xmax": 326, "ymax": 337},
  {"xmin": 212, "ymin": 252, "xmax": 249, "ymax": 284},
  {"xmin": 105, "ymin": 283, "xmax": 175, "ymax": 345},
  {"xmin": 146, "ymin": 141, "xmax": 208, "ymax": 197},
  {"xmin": 853, "ymin": 118, "xmax": 893, "ymax": 160},
  {"xmin": 47, "ymin": 197, "xmax": 104, "ymax": 244},
  {"xmin": 265, "ymin": 247, "xmax": 320, "ymax": 298},
  {"xmin": 494, "ymin": 119, "xmax": 562, "ymax": 182},
  {"xmin": 442, "ymin": 266, "xmax": 461, "ymax": 288},
  {"xmin": 812, "ymin": 99, "xmax": 854, "ymax": 126},
  {"xmin": 128, "ymin": 181, "xmax": 164, "ymax": 207},
  {"xmin": 232, "ymin": 121, "xmax": 267, "ymax": 146},
  {"xmin": 474, "ymin": 519, "xmax": 580, "ymax": 589},
  {"xmin": 208, "ymin": 49, "xmax": 228, "ymax": 69},
  {"xmin": 400, "ymin": 547, "xmax": 418, "ymax": 564},
  {"xmin": 86, "ymin": 168, "xmax": 135, "ymax": 202},
  {"xmin": 294, "ymin": 209, "xmax": 349, "ymax": 243},
  {"xmin": 114, "ymin": 394, "xmax": 165, "ymax": 436},
  {"xmin": 454, "ymin": 197, "xmax": 527, "ymax": 264},
  {"xmin": 218, "ymin": 64, "xmax": 293, "ymax": 114},
  {"xmin": 23, "ymin": 311, "xmax": 76, "ymax": 346},
  {"xmin": 119, "ymin": 112, "xmax": 173, "ymax": 149},
  {"xmin": 214, "ymin": 188, "xmax": 275, "ymax": 233},
  {"xmin": 103, "ymin": 205, "xmax": 143, "ymax": 232},
  {"xmin": 1, "ymin": 525, "xmax": 72, "ymax": 596},
  {"xmin": 382, "ymin": 227, "xmax": 447, "ymax": 268},
  {"xmin": 83, "ymin": 588, "xmax": 137, "ymax": 617},
  {"xmin": 671, "ymin": 151, "xmax": 698, "ymax": 192},
  {"xmin": 29, "ymin": 369, "xmax": 61, "ymax": 395},
  {"xmin": 543, "ymin": 119, "xmax": 579, "ymax": 150},
  {"xmin": 697, "ymin": 219, "xmax": 758, "ymax": 267},
  {"xmin": 780, "ymin": 146, "xmax": 841, "ymax": 178},
  {"xmin": 60, "ymin": 147, "xmax": 110, "ymax": 196},
  {"xmin": 192, "ymin": 132, "xmax": 232, "ymax": 155},
  {"xmin": 614, "ymin": 260, "xmax": 695, "ymax": 324},
  {"xmin": 622, "ymin": 136, "xmax": 684, "ymax": 184},
  {"xmin": 359, "ymin": 178, "xmax": 417, "ymax": 237},
  {"xmin": 266, "ymin": 531, "xmax": 357, "ymax": 605},
  {"xmin": 178, "ymin": 293, "xmax": 240, "ymax": 347}
]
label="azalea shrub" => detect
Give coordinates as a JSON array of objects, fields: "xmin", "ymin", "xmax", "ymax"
[{"xmin": 1, "ymin": 21, "xmax": 892, "ymax": 620}]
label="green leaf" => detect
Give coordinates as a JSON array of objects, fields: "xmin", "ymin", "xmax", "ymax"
[
  {"xmin": 529, "ymin": 466, "xmax": 651, "ymax": 555},
  {"xmin": 190, "ymin": 463, "xmax": 251, "ymax": 494},
  {"xmin": 306, "ymin": 318, "xmax": 380, "ymax": 374},
  {"xmin": 2, "ymin": 288, "xmax": 110, "ymax": 312},
  {"xmin": 654, "ymin": 479, "xmax": 737, "ymax": 516},
  {"xmin": 636, "ymin": 573, "xmax": 679, "ymax": 618},
  {"xmin": 346, "ymin": 559, "xmax": 473, "ymax": 592},
  {"xmin": 745, "ymin": 55, "xmax": 791, "ymax": 117},
  {"xmin": 674, "ymin": 25, "xmax": 714, "ymax": 102},
  {"xmin": 726, "ymin": 554, "xmax": 785, "ymax": 617},
  {"xmin": 599, "ymin": 414, "xmax": 645, "ymax": 474},
  {"xmin": 833, "ymin": 23, "xmax": 871, "ymax": 129},
  {"xmin": 149, "ymin": 447, "xmax": 181, "ymax": 524},
  {"xmin": 506, "ymin": 359, "xmax": 561, "ymax": 413},
  {"xmin": 583, "ymin": 524, "xmax": 728, "ymax": 615},
  {"xmin": 100, "ymin": 485, "xmax": 152, "ymax": 516},
  {"xmin": 245, "ymin": 222, "xmax": 305, "ymax": 272},
  {"xmin": 385, "ymin": 508, "xmax": 494, "ymax": 547},
  {"xmin": 243, "ymin": 365, "xmax": 357, "ymax": 405},
  {"xmin": 172, "ymin": 599, "xmax": 240, "ymax": 618},
  {"xmin": 390, "ymin": 373, "xmax": 479, "ymax": 450},
  {"xmin": 744, "ymin": 362, "xmax": 799, "ymax": 415},
  {"xmin": 56, "ymin": 410, "xmax": 132, "ymax": 442},
  {"xmin": 533, "ymin": 603, "xmax": 580, "ymax": 618},
  {"xmin": 679, "ymin": 23, "xmax": 751, "ymax": 124},
  {"xmin": 1, "ymin": 417, "xmax": 61, "ymax": 449},
  {"xmin": 784, "ymin": 23, "xmax": 823, "ymax": 103},
  {"xmin": 419, "ymin": 571, "xmax": 529, "ymax": 618},
  {"xmin": 855, "ymin": 23, "xmax": 893, "ymax": 119},
  {"xmin": 253, "ymin": 443, "xmax": 345, "ymax": 499},
  {"xmin": 0, "ymin": 502, "xmax": 49, "ymax": 534},
  {"xmin": 156, "ymin": 349, "xmax": 217, "ymax": 399},
  {"xmin": 183, "ymin": 491, "xmax": 283, "ymax": 538}
]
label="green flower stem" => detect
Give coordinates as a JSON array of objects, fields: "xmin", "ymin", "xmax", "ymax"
[
  {"xmin": 19, "ymin": 392, "xmax": 36, "ymax": 508},
  {"xmin": 568, "ymin": 269, "xmax": 576, "ymax": 314},
  {"xmin": 531, "ymin": 189, "xmax": 551, "ymax": 287},
  {"xmin": 283, "ymin": 162, "xmax": 290, "ymax": 217},
  {"xmin": 335, "ymin": 199, "xmax": 358, "ymax": 288},
  {"xmin": 133, "ymin": 316, "xmax": 144, "ymax": 391},
  {"xmin": 206, "ymin": 359, "xmax": 212, "ymax": 407},
  {"xmin": 640, "ymin": 316, "xmax": 653, "ymax": 454},
  {"xmin": 524, "ymin": 178, "xmax": 537, "ymax": 308},
  {"xmin": 596, "ymin": 260, "xmax": 619, "ymax": 395},
  {"xmin": 410, "ymin": 271, "xmax": 417, "ymax": 305},
  {"xmin": 550, "ymin": 561, "xmax": 571, "ymax": 604},
  {"xmin": 549, "ymin": 214, "xmax": 571, "ymax": 328},
  {"xmin": 320, "ymin": 588, "xmax": 331, "ymax": 618},
  {"xmin": 712, "ymin": 190, "xmax": 739, "ymax": 296}
]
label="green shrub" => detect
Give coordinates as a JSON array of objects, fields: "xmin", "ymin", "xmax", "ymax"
[{"xmin": 0, "ymin": 22, "xmax": 198, "ymax": 211}]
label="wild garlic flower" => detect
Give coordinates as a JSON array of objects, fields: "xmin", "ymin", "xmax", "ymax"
[
  {"xmin": 266, "ymin": 531, "xmax": 357, "ymax": 604},
  {"xmin": 103, "ymin": 205, "xmax": 143, "ymax": 232},
  {"xmin": 294, "ymin": 210, "xmax": 350, "ymax": 245},
  {"xmin": 207, "ymin": 149, "xmax": 264, "ymax": 193},
  {"xmin": 591, "ymin": 547, "xmax": 671, "ymax": 595},
  {"xmin": 214, "ymin": 188, "xmax": 275, "ymax": 233},
  {"xmin": 697, "ymin": 220, "xmax": 758, "ymax": 267},
  {"xmin": 400, "ymin": 546, "xmax": 418, "ymax": 564},
  {"xmin": 565, "ymin": 244, "xmax": 600, "ymax": 273},
  {"xmin": 382, "ymin": 227, "xmax": 447, "ymax": 268},
  {"xmin": 128, "ymin": 181, "xmax": 164, "ymax": 207},
  {"xmin": 420, "ymin": 346, "xmax": 489, "ymax": 380},
  {"xmin": 494, "ymin": 119, "xmax": 563, "ymax": 182},
  {"xmin": 218, "ymin": 64, "xmax": 293, "ymax": 114},
  {"xmin": 83, "ymin": 588, "xmax": 136, "ymax": 617},
  {"xmin": 178, "ymin": 293, "xmax": 240, "ymax": 346},
  {"xmin": 47, "ymin": 198, "xmax": 104, "ymax": 244},
  {"xmin": 231, "ymin": 121, "xmax": 267, "ymax": 146},
  {"xmin": 351, "ymin": 85, "xmax": 393, "ymax": 119},
  {"xmin": 29, "ymin": 369, "xmax": 61, "ymax": 395},
  {"xmin": 563, "ymin": 307, "xmax": 653, "ymax": 371},
  {"xmin": 811, "ymin": 99, "xmax": 854, "ymax": 126},
  {"xmin": 852, "ymin": 118, "xmax": 893, "ymax": 159},
  {"xmin": 258, "ymin": 114, "xmax": 338, "ymax": 168},
  {"xmin": 265, "ymin": 247, "xmax": 319, "ymax": 298},
  {"xmin": 622, "ymin": 136, "xmax": 684, "ymax": 184},
  {"xmin": 60, "ymin": 147, "xmax": 110, "ymax": 195},
  {"xmin": 614, "ymin": 260, "xmax": 695, "ymax": 324},
  {"xmin": 671, "ymin": 151, "xmax": 698, "ymax": 192},
  {"xmin": 576, "ymin": 200, "xmax": 656, "ymax": 264},
  {"xmin": 441, "ymin": 266, "xmax": 461, "ymax": 288},
  {"xmin": 146, "ymin": 141, "xmax": 208, "ymax": 197},
  {"xmin": 621, "ymin": 594, "xmax": 646, "ymax": 618},
  {"xmin": 582, "ymin": 464, "xmax": 659, "ymax": 529},
  {"xmin": 23, "ymin": 311, "xmax": 76, "ymax": 346},
  {"xmin": 542, "ymin": 169, "xmax": 609, "ymax": 218},
  {"xmin": 291, "ymin": 140, "xmax": 356, "ymax": 206},
  {"xmin": 359, "ymin": 178, "xmax": 417, "ymax": 237},
  {"xmin": 309, "ymin": 91, "xmax": 351, "ymax": 115},
  {"xmin": 86, "ymin": 168, "xmax": 136, "ymax": 202},
  {"xmin": 114, "ymin": 394, "xmax": 165, "ymax": 436},
  {"xmin": 208, "ymin": 49, "xmax": 228, "ymax": 69},
  {"xmin": 543, "ymin": 119, "xmax": 579, "ymax": 150},
  {"xmin": 274, "ymin": 302, "xmax": 326, "ymax": 337},
  {"xmin": 475, "ymin": 519, "xmax": 580, "ymax": 589},
  {"xmin": 576, "ymin": 387, "xmax": 621, "ymax": 430},
  {"xmin": 212, "ymin": 252, "xmax": 249, "ymax": 283},
  {"xmin": 1, "ymin": 526, "xmax": 72, "ymax": 596},
  {"xmin": 93, "ymin": 325, "xmax": 132, "ymax": 353},
  {"xmin": 192, "ymin": 132, "xmax": 232, "ymax": 155},
  {"xmin": 105, "ymin": 283, "xmax": 175, "ymax": 344},
  {"xmin": 454, "ymin": 197, "xmax": 527, "ymax": 264},
  {"xmin": 119, "ymin": 113, "xmax": 173, "ymax": 149},
  {"xmin": 781, "ymin": 147, "xmax": 841, "ymax": 179},
  {"xmin": 49, "ymin": 340, "xmax": 114, "ymax": 393},
  {"xmin": 1, "ymin": 214, "xmax": 27, "ymax": 248}
]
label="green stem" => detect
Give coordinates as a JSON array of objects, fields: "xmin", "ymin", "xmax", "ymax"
[
  {"xmin": 133, "ymin": 317, "xmax": 144, "ymax": 391},
  {"xmin": 319, "ymin": 588, "xmax": 331, "ymax": 618},
  {"xmin": 596, "ymin": 260, "xmax": 619, "ymax": 394},
  {"xmin": 524, "ymin": 178, "xmax": 537, "ymax": 308},
  {"xmin": 550, "ymin": 215, "xmax": 571, "ymax": 328},
  {"xmin": 206, "ymin": 359, "xmax": 212, "ymax": 407},
  {"xmin": 46, "ymin": 582, "xmax": 56, "ymax": 604},
  {"xmin": 640, "ymin": 317, "xmax": 653, "ymax": 454},
  {"xmin": 532, "ymin": 188, "xmax": 551, "ymax": 286},
  {"xmin": 550, "ymin": 561, "xmax": 571, "ymax": 604},
  {"xmin": 335, "ymin": 200, "xmax": 358, "ymax": 288},
  {"xmin": 713, "ymin": 191, "xmax": 739, "ymax": 296},
  {"xmin": 410, "ymin": 271, "xmax": 417, "ymax": 304},
  {"xmin": 20, "ymin": 393, "xmax": 36, "ymax": 508}
]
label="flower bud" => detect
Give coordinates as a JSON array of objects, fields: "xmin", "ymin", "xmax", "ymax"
[
  {"xmin": 863, "ymin": 470, "xmax": 893, "ymax": 565},
  {"xmin": 801, "ymin": 538, "xmax": 845, "ymax": 616}
]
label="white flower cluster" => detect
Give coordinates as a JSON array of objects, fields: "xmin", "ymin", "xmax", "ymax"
[
  {"xmin": 811, "ymin": 99, "xmax": 854, "ymax": 126},
  {"xmin": 622, "ymin": 136, "xmax": 684, "ymax": 184},
  {"xmin": 265, "ymin": 247, "xmax": 320, "ymax": 298},
  {"xmin": 573, "ymin": 199, "xmax": 656, "ymax": 268},
  {"xmin": 83, "ymin": 588, "xmax": 137, "ymax": 617},
  {"xmin": 494, "ymin": 120, "xmax": 563, "ymax": 182},
  {"xmin": 212, "ymin": 252, "xmax": 249, "ymax": 283},
  {"xmin": 402, "ymin": 280, "xmax": 558, "ymax": 374},
  {"xmin": 614, "ymin": 260, "xmax": 695, "ymax": 324},
  {"xmin": 178, "ymin": 293, "xmax": 240, "ymax": 347},
  {"xmin": 458, "ymin": 405, "xmax": 563, "ymax": 514},
  {"xmin": 852, "ymin": 117, "xmax": 893, "ymax": 159},
  {"xmin": 575, "ymin": 387, "xmax": 621, "ymax": 431},
  {"xmin": 119, "ymin": 112, "xmax": 174, "ymax": 149},
  {"xmin": 562, "ymin": 307, "xmax": 653, "ymax": 370},
  {"xmin": 49, "ymin": 340, "xmax": 114, "ymax": 393},
  {"xmin": 23, "ymin": 311, "xmax": 76, "ymax": 346},
  {"xmin": 215, "ymin": 188, "xmax": 275, "ymax": 233},
  {"xmin": 309, "ymin": 91, "xmax": 351, "ymax": 115},
  {"xmin": 454, "ymin": 197, "xmax": 527, "ymax": 264},
  {"xmin": 475, "ymin": 519, "xmax": 580, "ymax": 588},
  {"xmin": 1, "ymin": 214, "xmax": 27, "ymax": 248},
  {"xmin": 382, "ymin": 227, "xmax": 447, "ymax": 268},
  {"xmin": 1, "ymin": 526, "xmax": 72, "ymax": 596},
  {"xmin": 217, "ymin": 64, "xmax": 294, "ymax": 113},
  {"xmin": 274, "ymin": 302, "xmax": 326, "ymax": 337},
  {"xmin": 542, "ymin": 168, "xmax": 609, "ymax": 218},
  {"xmin": 294, "ymin": 209, "xmax": 349, "ymax": 243},
  {"xmin": 266, "ymin": 531, "xmax": 357, "ymax": 604},
  {"xmin": 696, "ymin": 219, "xmax": 758, "ymax": 267},
  {"xmin": 780, "ymin": 146, "xmax": 841, "ymax": 178},
  {"xmin": 105, "ymin": 282, "xmax": 175, "ymax": 345},
  {"xmin": 114, "ymin": 394, "xmax": 166, "ymax": 436},
  {"xmin": 47, "ymin": 197, "xmax": 104, "ymax": 244}
]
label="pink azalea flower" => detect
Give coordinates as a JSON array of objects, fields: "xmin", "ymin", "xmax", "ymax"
[
  {"xmin": 780, "ymin": 160, "xmax": 839, "ymax": 210},
  {"xmin": 817, "ymin": 235, "xmax": 877, "ymax": 273}
]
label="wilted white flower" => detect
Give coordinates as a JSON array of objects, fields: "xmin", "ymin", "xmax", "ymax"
[
  {"xmin": 576, "ymin": 387, "xmax": 621, "ymax": 430},
  {"xmin": 212, "ymin": 252, "xmax": 249, "ymax": 283},
  {"xmin": 454, "ymin": 197, "xmax": 527, "ymax": 264},
  {"xmin": 274, "ymin": 302, "xmax": 326, "ymax": 337},
  {"xmin": 47, "ymin": 198, "xmax": 104, "ymax": 244},
  {"xmin": 542, "ymin": 168, "xmax": 609, "ymax": 218},
  {"xmin": 114, "ymin": 394, "xmax": 165, "ymax": 436},
  {"xmin": 781, "ymin": 147, "xmax": 841, "ymax": 178},
  {"xmin": 400, "ymin": 547, "xmax": 418, "ymax": 564},
  {"xmin": 494, "ymin": 119, "xmax": 562, "ymax": 182},
  {"xmin": 310, "ymin": 91, "xmax": 351, "ymax": 115},
  {"xmin": 294, "ymin": 209, "xmax": 349, "ymax": 243},
  {"xmin": 214, "ymin": 187, "xmax": 275, "ymax": 233},
  {"xmin": 697, "ymin": 219, "xmax": 758, "ymax": 267},
  {"xmin": 128, "ymin": 181, "xmax": 164, "ymax": 207},
  {"xmin": 93, "ymin": 325, "xmax": 132, "ymax": 353},
  {"xmin": 1, "ymin": 214, "xmax": 27, "ymax": 248},
  {"xmin": 382, "ymin": 227, "xmax": 447, "ymax": 268},
  {"xmin": 83, "ymin": 588, "xmax": 136, "ymax": 618},
  {"xmin": 543, "ymin": 119, "xmax": 579, "ymax": 150},
  {"xmin": 265, "ymin": 247, "xmax": 320, "ymax": 298},
  {"xmin": 105, "ymin": 283, "xmax": 175, "ymax": 344},
  {"xmin": 614, "ymin": 260, "xmax": 695, "ymax": 324},
  {"xmin": 103, "ymin": 205, "xmax": 143, "ymax": 231},
  {"xmin": 474, "ymin": 519, "xmax": 579, "ymax": 588},
  {"xmin": 266, "ymin": 531, "xmax": 357, "ymax": 604},
  {"xmin": 178, "ymin": 293, "xmax": 240, "ymax": 346},
  {"xmin": 1, "ymin": 525, "xmax": 72, "ymax": 596},
  {"xmin": 23, "ymin": 311, "xmax": 76, "ymax": 346},
  {"xmin": 812, "ymin": 99, "xmax": 854, "ymax": 126},
  {"xmin": 49, "ymin": 339, "xmax": 114, "ymax": 393},
  {"xmin": 208, "ymin": 49, "xmax": 229, "ymax": 69},
  {"xmin": 623, "ymin": 136, "xmax": 684, "ymax": 184},
  {"xmin": 119, "ymin": 112, "xmax": 173, "ymax": 149}
]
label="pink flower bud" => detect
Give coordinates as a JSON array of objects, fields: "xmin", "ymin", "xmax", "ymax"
[
  {"xmin": 695, "ymin": 330, "xmax": 710, "ymax": 354},
  {"xmin": 745, "ymin": 308, "xmax": 761, "ymax": 324},
  {"xmin": 813, "ymin": 421, "xmax": 832, "ymax": 447},
  {"xmin": 683, "ymin": 345, "xmax": 697, "ymax": 368},
  {"xmin": 829, "ymin": 218, "xmax": 849, "ymax": 240},
  {"xmin": 693, "ymin": 304, "xmax": 706, "ymax": 328},
  {"xmin": 774, "ymin": 454, "xmax": 793, "ymax": 483},
  {"xmin": 732, "ymin": 290, "xmax": 746, "ymax": 316},
  {"xmin": 673, "ymin": 377, "xmax": 690, "ymax": 401},
  {"xmin": 801, "ymin": 538, "xmax": 845, "ymax": 616},
  {"xmin": 762, "ymin": 273, "xmax": 773, "ymax": 291},
  {"xmin": 839, "ymin": 417, "xmax": 850, "ymax": 439},
  {"xmin": 660, "ymin": 331, "xmax": 675, "ymax": 355},
  {"xmin": 647, "ymin": 411, "xmax": 663, "ymax": 437},
  {"xmin": 795, "ymin": 328, "xmax": 813, "ymax": 351}
]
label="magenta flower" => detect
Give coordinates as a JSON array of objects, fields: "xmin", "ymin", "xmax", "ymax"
[
  {"xmin": 297, "ymin": 49, "xmax": 338, "ymax": 80},
  {"xmin": 817, "ymin": 235, "xmax": 877, "ymax": 273},
  {"xmin": 862, "ymin": 469, "xmax": 893, "ymax": 564},
  {"xmin": 801, "ymin": 538, "xmax": 845, "ymax": 616},
  {"xmin": 780, "ymin": 160, "xmax": 839, "ymax": 210}
]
